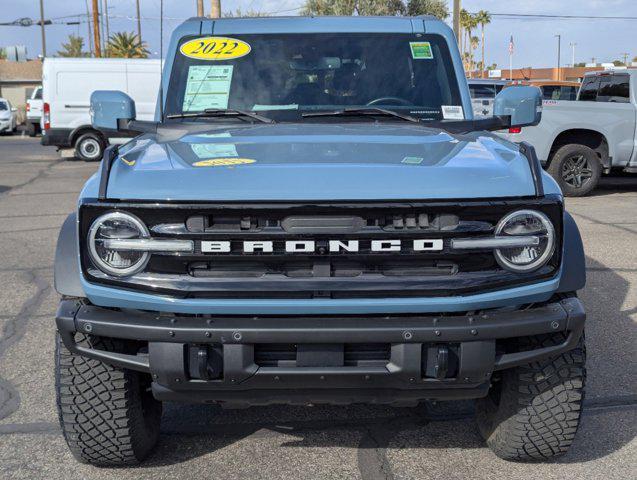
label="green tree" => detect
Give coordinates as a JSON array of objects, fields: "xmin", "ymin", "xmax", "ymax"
[
  {"xmin": 574, "ymin": 62, "xmax": 586, "ymax": 67},
  {"xmin": 406, "ymin": 0, "xmax": 449, "ymax": 19},
  {"xmin": 223, "ymin": 8, "xmax": 266, "ymax": 17},
  {"xmin": 612, "ymin": 59, "xmax": 625, "ymax": 66},
  {"xmin": 0, "ymin": 48, "xmax": 6, "ymax": 60},
  {"xmin": 106, "ymin": 32, "xmax": 149, "ymax": 58},
  {"xmin": 475, "ymin": 10, "xmax": 490, "ymax": 78},
  {"xmin": 57, "ymin": 34, "xmax": 88, "ymax": 57},
  {"xmin": 303, "ymin": 0, "xmax": 406, "ymax": 15}
]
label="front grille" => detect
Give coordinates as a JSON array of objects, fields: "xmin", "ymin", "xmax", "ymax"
[{"xmin": 80, "ymin": 198, "xmax": 563, "ymax": 298}]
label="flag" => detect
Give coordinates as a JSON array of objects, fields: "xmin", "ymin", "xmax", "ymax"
[{"xmin": 508, "ymin": 35, "xmax": 515, "ymax": 55}]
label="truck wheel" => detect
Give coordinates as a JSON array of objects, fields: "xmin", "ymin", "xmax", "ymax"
[
  {"xmin": 27, "ymin": 122, "xmax": 36, "ymax": 137},
  {"xmin": 55, "ymin": 333, "xmax": 162, "ymax": 466},
  {"xmin": 475, "ymin": 332, "xmax": 586, "ymax": 461},
  {"xmin": 548, "ymin": 144, "xmax": 601, "ymax": 197},
  {"xmin": 74, "ymin": 132, "xmax": 105, "ymax": 161}
]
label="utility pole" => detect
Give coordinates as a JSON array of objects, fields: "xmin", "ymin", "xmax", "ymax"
[
  {"xmin": 197, "ymin": 0, "xmax": 204, "ymax": 16},
  {"xmin": 570, "ymin": 42, "xmax": 576, "ymax": 67},
  {"xmin": 38, "ymin": 0, "xmax": 46, "ymax": 57},
  {"xmin": 621, "ymin": 52, "xmax": 629, "ymax": 66},
  {"xmin": 555, "ymin": 34, "xmax": 561, "ymax": 81},
  {"xmin": 210, "ymin": 0, "xmax": 221, "ymax": 18},
  {"xmin": 136, "ymin": 0, "xmax": 142, "ymax": 41},
  {"xmin": 452, "ymin": 0, "xmax": 461, "ymax": 42},
  {"xmin": 91, "ymin": 0, "xmax": 101, "ymax": 57},
  {"xmin": 85, "ymin": 0, "xmax": 93, "ymax": 56},
  {"xmin": 104, "ymin": 0, "xmax": 110, "ymax": 43}
]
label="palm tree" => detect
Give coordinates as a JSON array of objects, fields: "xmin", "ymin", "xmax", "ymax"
[
  {"xmin": 106, "ymin": 32, "xmax": 149, "ymax": 58},
  {"xmin": 475, "ymin": 10, "xmax": 491, "ymax": 78},
  {"xmin": 459, "ymin": 9, "xmax": 471, "ymax": 57},
  {"xmin": 57, "ymin": 34, "xmax": 88, "ymax": 57},
  {"xmin": 470, "ymin": 36, "xmax": 480, "ymax": 75}
]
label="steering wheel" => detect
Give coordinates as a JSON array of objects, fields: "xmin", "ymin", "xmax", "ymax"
[{"xmin": 366, "ymin": 96, "xmax": 412, "ymax": 106}]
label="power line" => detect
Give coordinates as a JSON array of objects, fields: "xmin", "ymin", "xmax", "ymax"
[{"xmin": 480, "ymin": 12, "xmax": 637, "ymax": 20}]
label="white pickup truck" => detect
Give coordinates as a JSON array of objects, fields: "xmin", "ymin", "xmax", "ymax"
[
  {"xmin": 503, "ymin": 70, "xmax": 637, "ymax": 196},
  {"xmin": 26, "ymin": 86, "xmax": 43, "ymax": 137}
]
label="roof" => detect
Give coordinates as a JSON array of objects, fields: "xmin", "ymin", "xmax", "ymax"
[
  {"xmin": 0, "ymin": 59, "xmax": 42, "ymax": 82},
  {"xmin": 181, "ymin": 15, "xmax": 443, "ymax": 34},
  {"xmin": 467, "ymin": 78, "xmax": 509, "ymax": 85},
  {"xmin": 584, "ymin": 68, "xmax": 637, "ymax": 77}
]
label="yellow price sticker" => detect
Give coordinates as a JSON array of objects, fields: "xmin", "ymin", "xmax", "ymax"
[
  {"xmin": 180, "ymin": 37, "xmax": 251, "ymax": 61},
  {"xmin": 193, "ymin": 158, "xmax": 256, "ymax": 167}
]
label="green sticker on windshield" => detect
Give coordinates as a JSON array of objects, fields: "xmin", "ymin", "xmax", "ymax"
[{"xmin": 410, "ymin": 42, "xmax": 433, "ymax": 59}]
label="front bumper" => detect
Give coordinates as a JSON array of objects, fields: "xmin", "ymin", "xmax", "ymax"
[{"xmin": 56, "ymin": 297, "xmax": 585, "ymax": 406}]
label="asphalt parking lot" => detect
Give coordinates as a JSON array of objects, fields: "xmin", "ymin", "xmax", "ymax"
[{"xmin": 0, "ymin": 135, "xmax": 634, "ymax": 479}]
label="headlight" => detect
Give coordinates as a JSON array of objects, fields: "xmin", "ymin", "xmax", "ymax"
[
  {"xmin": 494, "ymin": 210, "xmax": 555, "ymax": 272},
  {"xmin": 88, "ymin": 212, "xmax": 150, "ymax": 277}
]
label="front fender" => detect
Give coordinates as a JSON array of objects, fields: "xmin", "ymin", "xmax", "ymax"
[
  {"xmin": 54, "ymin": 213, "xmax": 85, "ymax": 297},
  {"xmin": 557, "ymin": 211, "xmax": 586, "ymax": 293}
]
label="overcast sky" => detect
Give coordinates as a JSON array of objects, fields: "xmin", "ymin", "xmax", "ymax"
[{"xmin": 1, "ymin": 0, "xmax": 635, "ymax": 68}]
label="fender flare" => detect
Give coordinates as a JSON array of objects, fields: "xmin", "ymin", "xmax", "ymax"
[
  {"xmin": 556, "ymin": 211, "xmax": 586, "ymax": 293},
  {"xmin": 54, "ymin": 213, "xmax": 85, "ymax": 297}
]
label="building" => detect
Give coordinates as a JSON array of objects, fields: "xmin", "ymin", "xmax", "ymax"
[
  {"xmin": 0, "ymin": 60, "xmax": 42, "ymax": 124},
  {"xmin": 471, "ymin": 66, "xmax": 605, "ymax": 83}
]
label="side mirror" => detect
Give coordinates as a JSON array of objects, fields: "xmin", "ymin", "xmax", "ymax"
[
  {"xmin": 494, "ymin": 86, "xmax": 542, "ymax": 127},
  {"xmin": 90, "ymin": 90, "xmax": 136, "ymax": 131}
]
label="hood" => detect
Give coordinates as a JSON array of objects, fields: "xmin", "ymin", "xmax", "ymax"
[{"xmin": 104, "ymin": 123, "xmax": 536, "ymax": 201}]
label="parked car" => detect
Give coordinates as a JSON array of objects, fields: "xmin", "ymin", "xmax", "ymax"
[
  {"xmin": 40, "ymin": 58, "xmax": 160, "ymax": 160},
  {"xmin": 26, "ymin": 86, "xmax": 43, "ymax": 137},
  {"xmin": 503, "ymin": 70, "xmax": 637, "ymax": 196},
  {"xmin": 0, "ymin": 98, "xmax": 18, "ymax": 134},
  {"xmin": 467, "ymin": 78, "xmax": 509, "ymax": 116},
  {"xmin": 54, "ymin": 15, "xmax": 587, "ymax": 466},
  {"xmin": 533, "ymin": 80, "xmax": 580, "ymax": 101},
  {"xmin": 509, "ymin": 80, "xmax": 580, "ymax": 101}
]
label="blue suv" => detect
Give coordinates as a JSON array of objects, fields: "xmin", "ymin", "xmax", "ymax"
[{"xmin": 54, "ymin": 16, "xmax": 586, "ymax": 465}]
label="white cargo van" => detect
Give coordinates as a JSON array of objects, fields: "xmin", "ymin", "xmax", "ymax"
[{"xmin": 41, "ymin": 58, "xmax": 160, "ymax": 160}]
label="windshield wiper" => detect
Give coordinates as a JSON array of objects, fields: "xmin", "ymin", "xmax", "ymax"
[
  {"xmin": 166, "ymin": 108, "xmax": 274, "ymax": 123},
  {"xmin": 302, "ymin": 107, "xmax": 420, "ymax": 123}
]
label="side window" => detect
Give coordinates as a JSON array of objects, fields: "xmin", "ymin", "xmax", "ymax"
[
  {"xmin": 494, "ymin": 84, "xmax": 505, "ymax": 94},
  {"xmin": 469, "ymin": 84, "xmax": 496, "ymax": 99},
  {"xmin": 607, "ymin": 74, "xmax": 630, "ymax": 103},
  {"xmin": 596, "ymin": 75, "xmax": 614, "ymax": 102},
  {"xmin": 563, "ymin": 86, "xmax": 578, "ymax": 101},
  {"xmin": 578, "ymin": 76, "xmax": 599, "ymax": 101},
  {"xmin": 541, "ymin": 85, "xmax": 558, "ymax": 100}
]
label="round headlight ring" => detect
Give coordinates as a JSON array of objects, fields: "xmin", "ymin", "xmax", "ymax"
[
  {"xmin": 88, "ymin": 211, "xmax": 150, "ymax": 277},
  {"xmin": 494, "ymin": 209, "xmax": 555, "ymax": 273}
]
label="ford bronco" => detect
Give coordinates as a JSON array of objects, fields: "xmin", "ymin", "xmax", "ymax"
[{"xmin": 54, "ymin": 16, "xmax": 587, "ymax": 465}]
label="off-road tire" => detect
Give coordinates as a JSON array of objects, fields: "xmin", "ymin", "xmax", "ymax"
[
  {"xmin": 548, "ymin": 144, "xmax": 601, "ymax": 197},
  {"xmin": 475, "ymin": 332, "xmax": 586, "ymax": 462},
  {"xmin": 55, "ymin": 333, "xmax": 162, "ymax": 466},
  {"xmin": 74, "ymin": 132, "xmax": 105, "ymax": 161}
]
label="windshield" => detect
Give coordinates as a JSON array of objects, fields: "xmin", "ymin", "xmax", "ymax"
[
  {"xmin": 0, "ymin": 102, "xmax": 8, "ymax": 111},
  {"xmin": 166, "ymin": 33, "xmax": 463, "ymax": 122}
]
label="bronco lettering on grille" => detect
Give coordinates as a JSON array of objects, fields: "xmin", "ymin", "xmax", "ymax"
[{"xmin": 201, "ymin": 239, "xmax": 444, "ymax": 254}]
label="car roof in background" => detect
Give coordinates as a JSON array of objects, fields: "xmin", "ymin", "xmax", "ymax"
[
  {"xmin": 466, "ymin": 79, "xmax": 509, "ymax": 85},
  {"xmin": 584, "ymin": 68, "xmax": 637, "ymax": 77}
]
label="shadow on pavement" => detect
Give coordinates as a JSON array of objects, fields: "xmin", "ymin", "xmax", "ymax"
[
  {"xmin": 586, "ymin": 174, "xmax": 637, "ymax": 197},
  {"xmin": 137, "ymin": 254, "xmax": 636, "ymax": 468}
]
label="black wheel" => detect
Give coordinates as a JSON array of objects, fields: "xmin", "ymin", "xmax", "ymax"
[
  {"xmin": 74, "ymin": 132, "xmax": 105, "ymax": 161},
  {"xmin": 55, "ymin": 333, "xmax": 162, "ymax": 466},
  {"xmin": 476, "ymin": 331, "xmax": 586, "ymax": 461},
  {"xmin": 548, "ymin": 144, "xmax": 601, "ymax": 197},
  {"xmin": 27, "ymin": 121, "xmax": 36, "ymax": 137}
]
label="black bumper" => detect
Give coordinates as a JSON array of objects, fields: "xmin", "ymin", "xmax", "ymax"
[
  {"xmin": 40, "ymin": 128, "xmax": 72, "ymax": 147},
  {"xmin": 56, "ymin": 297, "xmax": 585, "ymax": 406}
]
